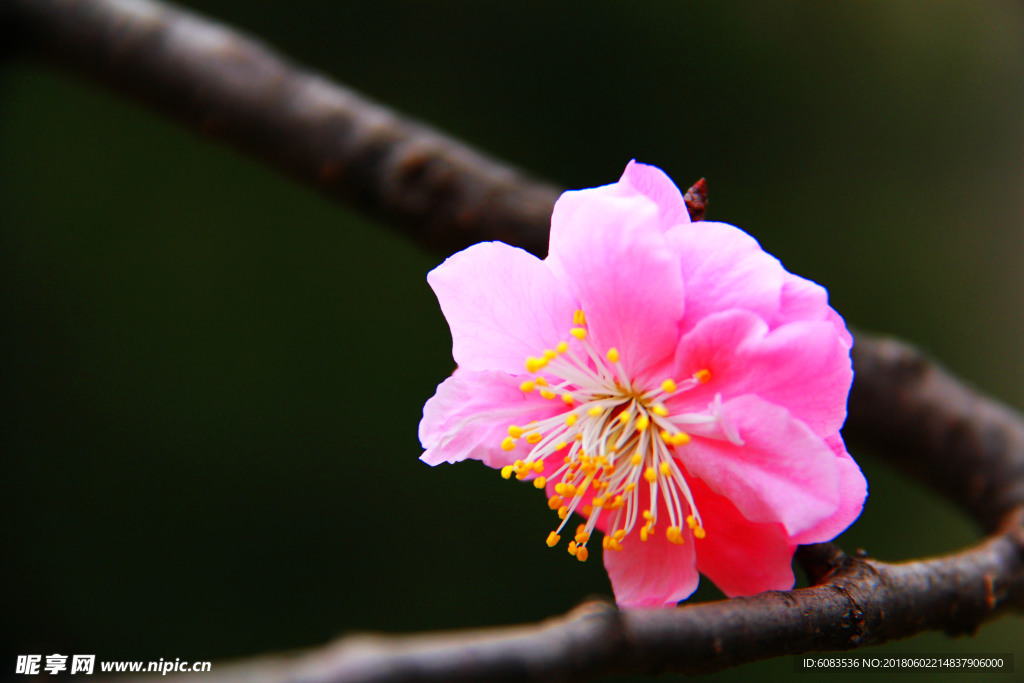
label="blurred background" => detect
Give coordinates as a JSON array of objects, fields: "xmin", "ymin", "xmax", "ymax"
[{"xmin": 1, "ymin": 1, "xmax": 1022, "ymax": 681}]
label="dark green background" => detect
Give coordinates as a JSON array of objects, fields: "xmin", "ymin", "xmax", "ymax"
[{"xmin": 2, "ymin": 2, "xmax": 1021, "ymax": 681}]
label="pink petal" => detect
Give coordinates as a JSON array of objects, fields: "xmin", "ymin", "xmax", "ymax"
[
  {"xmin": 419, "ymin": 369, "xmax": 562, "ymax": 468},
  {"xmin": 664, "ymin": 221, "xmax": 785, "ymax": 335},
  {"xmin": 673, "ymin": 310, "xmax": 853, "ymax": 437},
  {"xmin": 774, "ymin": 273, "xmax": 853, "ymax": 348},
  {"xmin": 546, "ymin": 186, "xmax": 685, "ymax": 379},
  {"xmin": 678, "ymin": 395, "xmax": 841, "ymax": 536},
  {"xmin": 603, "ymin": 518, "xmax": 699, "ymax": 608},
  {"xmin": 618, "ymin": 160, "xmax": 691, "ymax": 230},
  {"xmin": 688, "ymin": 475, "xmax": 797, "ymax": 597},
  {"xmin": 791, "ymin": 433, "xmax": 868, "ymax": 545},
  {"xmin": 427, "ymin": 242, "xmax": 577, "ymax": 374}
]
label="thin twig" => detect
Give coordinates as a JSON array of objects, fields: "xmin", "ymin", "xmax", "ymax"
[{"xmin": 5, "ymin": 1, "xmax": 1024, "ymax": 680}]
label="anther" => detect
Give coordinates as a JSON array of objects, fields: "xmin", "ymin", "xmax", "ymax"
[
  {"xmin": 696, "ymin": 369, "xmax": 711, "ymax": 383},
  {"xmin": 501, "ymin": 437, "xmax": 516, "ymax": 451},
  {"xmin": 519, "ymin": 380, "xmax": 536, "ymax": 393},
  {"xmin": 507, "ymin": 425, "xmax": 525, "ymax": 438},
  {"xmin": 636, "ymin": 415, "xmax": 650, "ymax": 431},
  {"xmin": 562, "ymin": 394, "xmax": 575, "ymax": 406},
  {"xmin": 606, "ymin": 348, "xmax": 620, "ymax": 363},
  {"xmin": 533, "ymin": 476, "xmax": 547, "ymax": 489},
  {"xmin": 588, "ymin": 406, "xmax": 603, "ymax": 417},
  {"xmin": 540, "ymin": 389, "xmax": 556, "ymax": 400},
  {"xmin": 548, "ymin": 495, "xmax": 563, "ymax": 510},
  {"xmin": 644, "ymin": 467, "xmax": 657, "ymax": 483},
  {"xmin": 661, "ymin": 379, "xmax": 677, "ymax": 393},
  {"xmin": 546, "ymin": 531, "xmax": 560, "ymax": 547},
  {"xmin": 576, "ymin": 545, "xmax": 589, "ymax": 562},
  {"xmin": 671, "ymin": 432, "xmax": 691, "ymax": 446},
  {"xmin": 566, "ymin": 414, "xmax": 578, "ymax": 426},
  {"xmin": 573, "ymin": 309, "xmax": 586, "ymax": 326},
  {"xmin": 501, "ymin": 465, "xmax": 514, "ymax": 479},
  {"xmin": 652, "ymin": 404, "xmax": 669, "ymax": 417},
  {"xmin": 526, "ymin": 432, "xmax": 543, "ymax": 444},
  {"xmin": 659, "ymin": 462, "xmax": 672, "ymax": 476},
  {"xmin": 570, "ymin": 327, "xmax": 587, "ymax": 340},
  {"xmin": 556, "ymin": 341, "xmax": 569, "ymax": 354}
]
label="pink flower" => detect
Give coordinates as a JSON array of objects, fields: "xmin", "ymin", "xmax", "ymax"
[{"xmin": 419, "ymin": 161, "xmax": 867, "ymax": 608}]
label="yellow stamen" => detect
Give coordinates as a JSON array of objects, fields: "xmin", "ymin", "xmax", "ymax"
[
  {"xmin": 546, "ymin": 531, "xmax": 560, "ymax": 547},
  {"xmin": 631, "ymin": 453, "xmax": 643, "ymax": 466},
  {"xmin": 556, "ymin": 341, "xmax": 569, "ymax": 354},
  {"xmin": 566, "ymin": 414, "xmax": 578, "ymax": 426},
  {"xmin": 501, "ymin": 437, "xmax": 516, "ymax": 451},
  {"xmin": 636, "ymin": 415, "xmax": 650, "ymax": 431},
  {"xmin": 533, "ymin": 476, "xmax": 547, "ymax": 489},
  {"xmin": 573, "ymin": 309, "xmax": 586, "ymax": 326},
  {"xmin": 671, "ymin": 432, "xmax": 691, "ymax": 447},
  {"xmin": 576, "ymin": 545, "xmax": 589, "ymax": 562},
  {"xmin": 543, "ymin": 349, "xmax": 557, "ymax": 361},
  {"xmin": 567, "ymin": 541, "xmax": 578, "ymax": 556},
  {"xmin": 548, "ymin": 495, "xmax": 563, "ymax": 510},
  {"xmin": 606, "ymin": 348, "xmax": 620, "ymax": 363},
  {"xmin": 525, "ymin": 357, "xmax": 548, "ymax": 373},
  {"xmin": 644, "ymin": 467, "xmax": 657, "ymax": 483},
  {"xmin": 574, "ymin": 531, "xmax": 590, "ymax": 544},
  {"xmin": 662, "ymin": 379, "xmax": 677, "ymax": 393},
  {"xmin": 557, "ymin": 506, "xmax": 569, "ymax": 519},
  {"xmin": 507, "ymin": 425, "xmax": 524, "ymax": 438},
  {"xmin": 570, "ymin": 327, "xmax": 587, "ymax": 340},
  {"xmin": 666, "ymin": 526, "xmax": 685, "ymax": 544},
  {"xmin": 500, "ymin": 465, "xmax": 514, "ymax": 479},
  {"xmin": 526, "ymin": 432, "xmax": 543, "ymax": 444},
  {"xmin": 562, "ymin": 394, "xmax": 575, "ymax": 406},
  {"xmin": 659, "ymin": 462, "xmax": 672, "ymax": 476},
  {"xmin": 588, "ymin": 406, "xmax": 603, "ymax": 417},
  {"xmin": 519, "ymin": 380, "xmax": 536, "ymax": 393},
  {"xmin": 652, "ymin": 404, "xmax": 669, "ymax": 417},
  {"xmin": 696, "ymin": 368, "xmax": 712, "ymax": 384},
  {"xmin": 535, "ymin": 376, "xmax": 549, "ymax": 386},
  {"xmin": 540, "ymin": 389, "xmax": 556, "ymax": 400},
  {"xmin": 694, "ymin": 527, "xmax": 707, "ymax": 539},
  {"xmin": 533, "ymin": 461, "xmax": 544, "ymax": 473}
]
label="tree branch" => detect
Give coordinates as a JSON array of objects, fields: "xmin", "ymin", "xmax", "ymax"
[{"xmin": 6, "ymin": 1, "xmax": 1024, "ymax": 680}]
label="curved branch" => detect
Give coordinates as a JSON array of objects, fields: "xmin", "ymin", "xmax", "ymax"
[
  {"xmin": 4, "ymin": 0, "xmax": 559, "ymax": 256},
  {"xmin": 6, "ymin": 1, "xmax": 1024, "ymax": 680}
]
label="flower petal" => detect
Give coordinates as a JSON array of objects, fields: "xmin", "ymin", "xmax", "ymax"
[
  {"xmin": 419, "ymin": 369, "xmax": 562, "ymax": 468},
  {"xmin": 678, "ymin": 395, "xmax": 840, "ymax": 536},
  {"xmin": 774, "ymin": 273, "xmax": 853, "ymax": 348},
  {"xmin": 427, "ymin": 241, "xmax": 577, "ymax": 374},
  {"xmin": 618, "ymin": 159, "xmax": 691, "ymax": 229},
  {"xmin": 603, "ymin": 518, "xmax": 699, "ymax": 608},
  {"xmin": 688, "ymin": 475, "xmax": 797, "ymax": 597},
  {"xmin": 546, "ymin": 187, "xmax": 685, "ymax": 379},
  {"xmin": 664, "ymin": 221, "xmax": 785, "ymax": 335},
  {"xmin": 791, "ymin": 433, "xmax": 868, "ymax": 545},
  {"xmin": 673, "ymin": 310, "xmax": 853, "ymax": 437}
]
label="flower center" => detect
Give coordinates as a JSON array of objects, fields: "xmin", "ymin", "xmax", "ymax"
[{"xmin": 499, "ymin": 309, "xmax": 732, "ymax": 562}]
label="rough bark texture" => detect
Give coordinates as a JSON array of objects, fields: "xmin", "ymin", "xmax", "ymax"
[{"xmin": 4, "ymin": 1, "xmax": 1023, "ymax": 681}]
